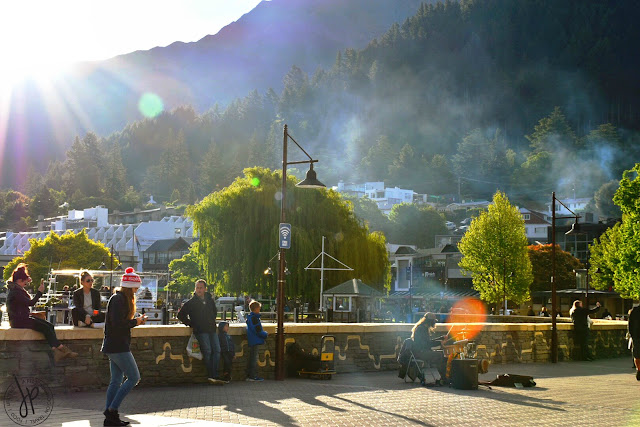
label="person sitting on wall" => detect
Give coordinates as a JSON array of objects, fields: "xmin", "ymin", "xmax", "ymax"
[
  {"xmin": 539, "ymin": 306, "xmax": 550, "ymax": 317},
  {"xmin": 72, "ymin": 271, "xmax": 105, "ymax": 327},
  {"xmin": 411, "ymin": 312, "xmax": 448, "ymax": 381},
  {"xmin": 6, "ymin": 263, "xmax": 78, "ymax": 363}
]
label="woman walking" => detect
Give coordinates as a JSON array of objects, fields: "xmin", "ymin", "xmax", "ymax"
[
  {"xmin": 6, "ymin": 263, "xmax": 77, "ymax": 362},
  {"xmin": 102, "ymin": 268, "xmax": 147, "ymax": 426}
]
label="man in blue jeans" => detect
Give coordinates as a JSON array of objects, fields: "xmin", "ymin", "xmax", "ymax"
[{"xmin": 178, "ymin": 279, "xmax": 224, "ymax": 385}]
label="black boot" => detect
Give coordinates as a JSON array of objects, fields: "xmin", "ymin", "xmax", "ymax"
[{"xmin": 103, "ymin": 409, "xmax": 130, "ymax": 426}]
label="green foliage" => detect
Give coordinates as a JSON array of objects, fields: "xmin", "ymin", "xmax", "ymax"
[
  {"xmin": 64, "ymin": 133, "xmax": 105, "ymax": 197},
  {"xmin": 387, "ymin": 203, "xmax": 446, "ymax": 248},
  {"xmin": 2, "ymin": 230, "xmax": 113, "ymax": 286},
  {"xmin": 526, "ymin": 107, "xmax": 579, "ymax": 153},
  {"xmin": 593, "ymin": 180, "xmax": 621, "ymax": 219},
  {"xmin": 167, "ymin": 245, "xmax": 204, "ymax": 297},
  {"xmin": 188, "ymin": 167, "xmax": 389, "ymax": 302},
  {"xmin": 458, "ymin": 191, "xmax": 532, "ymax": 304},
  {"xmin": 527, "ymin": 244, "xmax": 583, "ymax": 292},
  {"xmin": 340, "ymin": 194, "xmax": 390, "ymax": 234},
  {"xmin": 589, "ymin": 222, "xmax": 621, "ymax": 294},
  {"xmin": 604, "ymin": 164, "xmax": 640, "ymax": 298}
]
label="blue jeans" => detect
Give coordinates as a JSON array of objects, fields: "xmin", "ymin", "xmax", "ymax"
[
  {"xmin": 195, "ymin": 332, "xmax": 221, "ymax": 379},
  {"xmin": 105, "ymin": 352, "xmax": 140, "ymax": 411},
  {"xmin": 247, "ymin": 345, "xmax": 259, "ymax": 378}
]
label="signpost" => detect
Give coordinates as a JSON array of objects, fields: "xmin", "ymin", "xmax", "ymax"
[{"xmin": 279, "ymin": 223, "xmax": 291, "ymax": 249}]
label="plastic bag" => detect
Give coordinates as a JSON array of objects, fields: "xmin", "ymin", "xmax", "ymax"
[
  {"xmin": 587, "ymin": 316, "xmax": 594, "ymax": 329},
  {"xmin": 187, "ymin": 334, "xmax": 203, "ymax": 360}
]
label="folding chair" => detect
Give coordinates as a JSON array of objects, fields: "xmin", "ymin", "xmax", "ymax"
[{"xmin": 399, "ymin": 338, "xmax": 441, "ymax": 385}]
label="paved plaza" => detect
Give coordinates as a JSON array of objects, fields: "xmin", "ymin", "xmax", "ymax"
[{"xmin": 7, "ymin": 357, "xmax": 640, "ymax": 426}]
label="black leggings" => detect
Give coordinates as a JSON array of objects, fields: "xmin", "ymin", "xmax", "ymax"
[{"xmin": 30, "ymin": 317, "xmax": 61, "ymax": 348}]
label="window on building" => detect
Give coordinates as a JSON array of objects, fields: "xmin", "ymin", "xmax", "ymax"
[{"xmin": 522, "ymin": 214, "xmax": 530, "ymax": 220}]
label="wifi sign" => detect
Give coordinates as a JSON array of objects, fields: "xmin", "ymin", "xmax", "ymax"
[{"xmin": 279, "ymin": 223, "xmax": 292, "ymax": 249}]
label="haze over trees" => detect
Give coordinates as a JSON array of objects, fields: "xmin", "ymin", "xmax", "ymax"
[{"xmin": 1, "ymin": 0, "xmax": 637, "ymax": 244}]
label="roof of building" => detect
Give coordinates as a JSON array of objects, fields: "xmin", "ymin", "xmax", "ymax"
[
  {"xmin": 323, "ymin": 279, "xmax": 383, "ymax": 296},
  {"xmin": 145, "ymin": 237, "xmax": 194, "ymax": 252}
]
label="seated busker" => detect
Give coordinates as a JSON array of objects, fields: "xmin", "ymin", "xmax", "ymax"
[
  {"xmin": 411, "ymin": 312, "xmax": 448, "ymax": 382},
  {"xmin": 72, "ymin": 271, "xmax": 106, "ymax": 327},
  {"xmin": 6, "ymin": 263, "xmax": 78, "ymax": 363}
]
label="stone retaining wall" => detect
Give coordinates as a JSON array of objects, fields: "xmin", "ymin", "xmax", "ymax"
[{"xmin": 0, "ymin": 321, "xmax": 628, "ymax": 393}]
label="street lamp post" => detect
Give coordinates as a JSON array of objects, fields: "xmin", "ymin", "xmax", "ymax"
[
  {"xmin": 276, "ymin": 124, "xmax": 325, "ymax": 381},
  {"xmin": 551, "ymin": 192, "xmax": 582, "ymax": 363}
]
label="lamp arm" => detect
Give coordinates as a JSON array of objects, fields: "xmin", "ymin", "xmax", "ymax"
[
  {"xmin": 554, "ymin": 197, "xmax": 580, "ymax": 217},
  {"xmin": 286, "ymin": 131, "xmax": 315, "ymax": 162}
]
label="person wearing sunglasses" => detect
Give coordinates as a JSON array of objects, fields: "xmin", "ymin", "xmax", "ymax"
[
  {"xmin": 6, "ymin": 263, "xmax": 78, "ymax": 363},
  {"xmin": 72, "ymin": 271, "xmax": 106, "ymax": 327}
]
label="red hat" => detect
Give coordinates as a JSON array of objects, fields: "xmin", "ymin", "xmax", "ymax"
[{"xmin": 121, "ymin": 267, "xmax": 142, "ymax": 288}]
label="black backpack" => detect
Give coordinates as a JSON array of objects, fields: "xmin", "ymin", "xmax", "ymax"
[{"xmin": 489, "ymin": 374, "xmax": 536, "ymax": 387}]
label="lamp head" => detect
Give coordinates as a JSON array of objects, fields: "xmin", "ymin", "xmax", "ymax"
[
  {"xmin": 115, "ymin": 263, "xmax": 123, "ymax": 271},
  {"xmin": 565, "ymin": 219, "xmax": 582, "ymax": 235},
  {"xmin": 264, "ymin": 267, "xmax": 273, "ymax": 276},
  {"xmin": 296, "ymin": 163, "xmax": 325, "ymax": 188},
  {"xmin": 98, "ymin": 262, "xmax": 107, "ymax": 271}
]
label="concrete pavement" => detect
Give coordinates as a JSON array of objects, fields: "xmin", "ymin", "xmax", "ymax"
[{"xmin": 5, "ymin": 357, "xmax": 639, "ymax": 426}]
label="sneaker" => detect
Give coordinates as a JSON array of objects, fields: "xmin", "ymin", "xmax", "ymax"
[
  {"xmin": 207, "ymin": 378, "xmax": 224, "ymax": 385},
  {"xmin": 636, "ymin": 371, "xmax": 640, "ymax": 381},
  {"xmin": 246, "ymin": 377, "xmax": 263, "ymax": 382}
]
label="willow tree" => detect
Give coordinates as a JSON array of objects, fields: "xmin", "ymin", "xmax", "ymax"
[
  {"xmin": 458, "ymin": 191, "xmax": 532, "ymax": 306},
  {"xmin": 188, "ymin": 167, "xmax": 389, "ymax": 302}
]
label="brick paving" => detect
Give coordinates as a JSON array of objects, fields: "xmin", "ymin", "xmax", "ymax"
[{"xmin": 7, "ymin": 357, "xmax": 640, "ymax": 426}]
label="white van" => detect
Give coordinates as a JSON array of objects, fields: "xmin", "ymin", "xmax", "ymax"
[{"xmin": 216, "ymin": 297, "xmax": 245, "ymax": 312}]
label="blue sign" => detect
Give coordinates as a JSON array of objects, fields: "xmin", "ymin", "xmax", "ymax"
[{"xmin": 279, "ymin": 223, "xmax": 292, "ymax": 249}]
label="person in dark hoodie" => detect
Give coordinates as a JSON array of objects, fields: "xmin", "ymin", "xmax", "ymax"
[
  {"xmin": 178, "ymin": 279, "xmax": 223, "ymax": 385},
  {"xmin": 6, "ymin": 263, "xmax": 77, "ymax": 363},
  {"xmin": 102, "ymin": 268, "xmax": 146, "ymax": 426},
  {"xmin": 218, "ymin": 321, "xmax": 235, "ymax": 383}
]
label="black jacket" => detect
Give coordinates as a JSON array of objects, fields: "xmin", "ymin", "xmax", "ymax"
[
  {"xmin": 629, "ymin": 306, "xmax": 640, "ymax": 340},
  {"xmin": 102, "ymin": 292, "xmax": 138, "ymax": 354},
  {"xmin": 72, "ymin": 287, "xmax": 102, "ymax": 319},
  {"xmin": 6, "ymin": 283, "xmax": 42, "ymax": 328},
  {"xmin": 178, "ymin": 292, "xmax": 217, "ymax": 334},
  {"xmin": 571, "ymin": 305, "xmax": 600, "ymax": 331}
]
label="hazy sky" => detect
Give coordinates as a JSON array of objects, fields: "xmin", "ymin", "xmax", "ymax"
[{"xmin": 0, "ymin": 0, "xmax": 262, "ymax": 83}]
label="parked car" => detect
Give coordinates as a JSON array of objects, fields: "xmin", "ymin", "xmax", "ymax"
[
  {"xmin": 445, "ymin": 221, "xmax": 456, "ymax": 231},
  {"xmin": 460, "ymin": 217, "xmax": 473, "ymax": 226}
]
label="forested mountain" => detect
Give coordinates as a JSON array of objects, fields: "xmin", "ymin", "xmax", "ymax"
[
  {"xmin": 2, "ymin": 0, "xmax": 640, "ymax": 231},
  {"xmin": 2, "ymin": 0, "xmax": 423, "ymax": 190}
]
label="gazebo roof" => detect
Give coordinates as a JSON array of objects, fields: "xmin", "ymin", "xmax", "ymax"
[{"xmin": 324, "ymin": 279, "xmax": 383, "ymax": 296}]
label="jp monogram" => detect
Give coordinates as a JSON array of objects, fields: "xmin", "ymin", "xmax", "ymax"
[{"xmin": 4, "ymin": 376, "xmax": 53, "ymax": 426}]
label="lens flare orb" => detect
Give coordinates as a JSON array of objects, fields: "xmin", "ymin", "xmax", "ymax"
[
  {"xmin": 138, "ymin": 92, "xmax": 164, "ymax": 118},
  {"xmin": 446, "ymin": 297, "xmax": 487, "ymax": 341}
]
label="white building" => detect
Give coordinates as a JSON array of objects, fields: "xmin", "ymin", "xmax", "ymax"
[
  {"xmin": 334, "ymin": 181, "xmax": 416, "ymax": 215},
  {"xmin": 0, "ymin": 206, "xmax": 194, "ymax": 272},
  {"xmin": 519, "ymin": 208, "xmax": 549, "ymax": 243}
]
